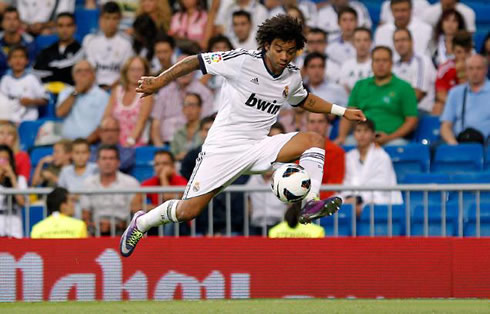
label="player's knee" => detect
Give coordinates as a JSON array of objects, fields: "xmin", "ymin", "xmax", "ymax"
[
  {"xmin": 306, "ymin": 132, "xmax": 324, "ymax": 148},
  {"xmin": 175, "ymin": 200, "xmax": 199, "ymax": 222}
]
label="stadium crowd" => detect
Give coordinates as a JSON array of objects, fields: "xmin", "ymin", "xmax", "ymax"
[{"xmin": 0, "ymin": 0, "xmax": 488, "ymax": 238}]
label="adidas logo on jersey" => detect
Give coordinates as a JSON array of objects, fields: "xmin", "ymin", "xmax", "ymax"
[
  {"xmin": 250, "ymin": 77, "xmax": 259, "ymax": 85},
  {"xmin": 245, "ymin": 93, "xmax": 280, "ymax": 115}
]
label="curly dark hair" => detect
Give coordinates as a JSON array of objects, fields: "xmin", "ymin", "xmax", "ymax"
[{"xmin": 256, "ymin": 14, "xmax": 306, "ymax": 51}]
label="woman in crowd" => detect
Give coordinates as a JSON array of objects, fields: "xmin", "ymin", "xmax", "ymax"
[
  {"xmin": 169, "ymin": 0, "xmax": 208, "ymax": 47},
  {"xmin": 136, "ymin": 0, "xmax": 172, "ymax": 34},
  {"xmin": 103, "ymin": 56, "xmax": 153, "ymax": 147},
  {"xmin": 0, "ymin": 121, "xmax": 30, "ymax": 180},
  {"xmin": 0, "ymin": 145, "xmax": 27, "ymax": 238},
  {"xmin": 431, "ymin": 9, "xmax": 467, "ymax": 67}
]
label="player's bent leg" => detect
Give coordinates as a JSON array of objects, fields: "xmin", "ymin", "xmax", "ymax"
[{"xmin": 275, "ymin": 131, "xmax": 324, "ymax": 162}]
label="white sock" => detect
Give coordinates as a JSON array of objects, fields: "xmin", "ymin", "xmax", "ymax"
[
  {"xmin": 299, "ymin": 147, "xmax": 325, "ymax": 201},
  {"xmin": 136, "ymin": 199, "xmax": 180, "ymax": 232}
]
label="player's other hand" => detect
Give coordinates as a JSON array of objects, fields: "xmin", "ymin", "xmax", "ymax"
[
  {"xmin": 136, "ymin": 76, "xmax": 160, "ymax": 97},
  {"xmin": 344, "ymin": 108, "xmax": 366, "ymax": 121}
]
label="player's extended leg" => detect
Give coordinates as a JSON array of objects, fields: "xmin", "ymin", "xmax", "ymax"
[
  {"xmin": 276, "ymin": 131, "xmax": 342, "ymax": 224},
  {"xmin": 120, "ymin": 190, "xmax": 218, "ymax": 257}
]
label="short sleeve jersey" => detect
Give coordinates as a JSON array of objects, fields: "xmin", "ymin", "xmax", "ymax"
[{"xmin": 198, "ymin": 49, "xmax": 308, "ymax": 150}]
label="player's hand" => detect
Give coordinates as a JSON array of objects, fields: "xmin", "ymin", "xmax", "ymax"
[
  {"xmin": 343, "ymin": 108, "xmax": 366, "ymax": 121},
  {"xmin": 136, "ymin": 76, "xmax": 161, "ymax": 97}
]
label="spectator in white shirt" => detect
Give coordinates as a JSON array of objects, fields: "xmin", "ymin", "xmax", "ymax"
[
  {"xmin": 317, "ymin": 0, "xmax": 372, "ymax": 44},
  {"xmin": 393, "ymin": 28, "xmax": 436, "ymax": 114},
  {"xmin": 374, "ymin": 0, "xmax": 432, "ymax": 58},
  {"xmin": 230, "ymin": 10, "xmax": 257, "ymax": 51},
  {"xmin": 339, "ymin": 27, "xmax": 373, "ymax": 94},
  {"xmin": 215, "ymin": 0, "xmax": 268, "ymax": 38},
  {"xmin": 18, "ymin": 0, "xmax": 75, "ymax": 36},
  {"xmin": 326, "ymin": 6, "xmax": 357, "ymax": 66},
  {"xmin": 379, "ymin": 0, "xmax": 430, "ymax": 25},
  {"xmin": 422, "ymin": 0, "xmax": 475, "ymax": 33}
]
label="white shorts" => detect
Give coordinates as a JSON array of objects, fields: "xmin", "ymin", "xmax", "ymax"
[{"xmin": 183, "ymin": 132, "xmax": 298, "ymax": 199}]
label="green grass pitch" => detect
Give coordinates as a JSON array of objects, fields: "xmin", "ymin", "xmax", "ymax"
[{"xmin": 1, "ymin": 299, "xmax": 489, "ymax": 314}]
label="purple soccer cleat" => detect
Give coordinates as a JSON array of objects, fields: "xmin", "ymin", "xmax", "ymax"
[
  {"xmin": 119, "ymin": 210, "xmax": 146, "ymax": 257},
  {"xmin": 298, "ymin": 196, "xmax": 343, "ymax": 224}
]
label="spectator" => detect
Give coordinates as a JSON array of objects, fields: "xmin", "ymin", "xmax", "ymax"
[
  {"xmin": 422, "ymin": 0, "xmax": 475, "ymax": 33},
  {"xmin": 56, "ymin": 60, "xmax": 110, "ymax": 141},
  {"xmin": 180, "ymin": 115, "xmax": 215, "ymax": 180},
  {"xmin": 0, "ymin": 6, "xmax": 36, "ymax": 77},
  {"xmin": 103, "ymin": 56, "xmax": 153, "ymax": 147},
  {"xmin": 434, "ymin": 31, "xmax": 473, "ymax": 115},
  {"xmin": 132, "ymin": 14, "xmax": 159, "ymax": 68},
  {"xmin": 169, "ymin": 0, "xmax": 208, "ymax": 47},
  {"xmin": 82, "ymin": 1, "xmax": 133, "ymax": 89},
  {"xmin": 374, "ymin": 0, "xmax": 432, "ymax": 58},
  {"xmin": 135, "ymin": 0, "xmax": 172, "ymax": 34},
  {"xmin": 81, "ymin": 144, "xmax": 139, "ymax": 235},
  {"xmin": 31, "ymin": 187, "xmax": 88, "ymax": 238},
  {"xmin": 17, "ymin": 0, "xmax": 75, "ymax": 36},
  {"xmin": 431, "ymin": 8, "xmax": 467, "ymax": 67},
  {"xmin": 33, "ymin": 12, "xmax": 83, "ymax": 87},
  {"xmin": 393, "ymin": 28, "xmax": 436, "ymax": 115},
  {"xmin": 0, "ymin": 46, "xmax": 49, "ymax": 124},
  {"xmin": 0, "ymin": 121, "xmax": 31, "ymax": 180},
  {"xmin": 268, "ymin": 205, "xmax": 324, "ymax": 238},
  {"xmin": 326, "ymin": 6, "xmax": 357, "ymax": 66},
  {"xmin": 481, "ymin": 33, "xmax": 490, "ymax": 80},
  {"xmin": 230, "ymin": 10, "xmax": 257, "ymax": 51},
  {"xmin": 153, "ymin": 35, "xmax": 176, "ymax": 75},
  {"xmin": 339, "ymin": 27, "xmax": 373, "ymax": 94},
  {"xmin": 31, "ymin": 139, "xmax": 72, "ymax": 187},
  {"xmin": 317, "ymin": 0, "xmax": 372, "ymax": 44},
  {"xmin": 440, "ymin": 54, "xmax": 489, "ymax": 145},
  {"xmin": 306, "ymin": 112, "xmax": 345, "ymax": 199},
  {"xmin": 247, "ymin": 123, "xmax": 288, "ymax": 235},
  {"xmin": 380, "ymin": 0, "xmax": 430, "ymax": 25},
  {"xmin": 335, "ymin": 46, "xmax": 418, "ymax": 146},
  {"xmin": 285, "ymin": 1, "xmax": 318, "ymax": 29},
  {"xmin": 341, "ymin": 119, "xmax": 403, "ymax": 217},
  {"xmin": 170, "ymin": 93, "xmax": 204, "ymax": 161},
  {"xmin": 90, "ymin": 116, "xmax": 135, "ymax": 173},
  {"xmin": 0, "ymin": 144, "xmax": 27, "ymax": 238},
  {"xmin": 215, "ymin": 0, "xmax": 268, "ymax": 38},
  {"xmin": 151, "ymin": 54, "xmax": 214, "ymax": 146},
  {"xmin": 303, "ymin": 52, "xmax": 348, "ymax": 108}
]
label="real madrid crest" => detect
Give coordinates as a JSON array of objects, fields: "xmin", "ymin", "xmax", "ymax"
[{"xmin": 282, "ymin": 86, "xmax": 289, "ymax": 98}]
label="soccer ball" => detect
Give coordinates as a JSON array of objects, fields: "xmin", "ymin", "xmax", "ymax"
[{"xmin": 271, "ymin": 163, "xmax": 311, "ymax": 204}]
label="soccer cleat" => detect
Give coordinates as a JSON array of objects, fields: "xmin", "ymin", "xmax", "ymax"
[
  {"xmin": 119, "ymin": 210, "xmax": 146, "ymax": 257},
  {"xmin": 298, "ymin": 196, "xmax": 343, "ymax": 224}
]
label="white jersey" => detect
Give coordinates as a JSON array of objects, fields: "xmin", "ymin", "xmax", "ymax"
[
  {"xmin": 18, "ymin": 0, "xmax": 75, "ymax": 24},
  {"xmin": 82, "ymin": 32, "xmax": 134, "ymax": 86},
  {"xmin": 339, "ymin": 58, "xmax": 372, "ymax": 92},
  {"xmin": 326, "ymin": 38, "xmax": 355, "ymax": 66},
  {"xmin": 198, "ymin": 49, "xmax": 308, "ymax": 151}
]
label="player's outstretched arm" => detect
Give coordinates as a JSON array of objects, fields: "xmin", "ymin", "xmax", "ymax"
[
  {"xmin": 136, "ymin": 55, "xmax": 200, "ymax": 97},
  {"xmin": 301, "ymin": 94, "xmax": 366, "ymax": 121}
]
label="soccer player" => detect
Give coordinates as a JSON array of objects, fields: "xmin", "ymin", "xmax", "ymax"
[{"xmin": 120, "ymin": 15, "xmax": 365, "ymax": 257}]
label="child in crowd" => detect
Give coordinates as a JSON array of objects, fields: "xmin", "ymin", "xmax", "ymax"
[{"xmin": 32, "ymin": 139, "xmax": 72, "ymax": 187}]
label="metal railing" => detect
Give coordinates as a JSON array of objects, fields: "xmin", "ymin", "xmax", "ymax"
[{"xmin": 0, "ymin": 184, "xmax": 489, "ymax": 238}]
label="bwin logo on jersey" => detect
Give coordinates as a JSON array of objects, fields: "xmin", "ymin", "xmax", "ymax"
[{"xmin": 245, "ymin": 93, "xmax": 280, "ymax": 114}]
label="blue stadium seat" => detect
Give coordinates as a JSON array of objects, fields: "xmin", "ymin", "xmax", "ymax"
[
  {"xmin": 341, "ymin": 145, "xmax": 355, "ymax": 152},
  {"xmin": 22, "ymin": 205, "xmax": 45, "ymax": 236},
  {"xmin": 37, "ymin": 93, "xmax": 58, "ymax": 119},
  {"xmin": 432, "ymin": 144, "xmax": 484, "ymax": 173},
  {"xmin": 30, "ymin": 146, "xmax": 53, "ymax": 167},
  {"xmin": 319, "ymin": 203, "xmax": 354, "ymax": 236},
  {"xmin": 464, "ymin": 203, "xmax": 490, "ymax": 237},
  {"xmin": 75, "ymin": 9, "xmax": 99, "ymax": 41},
  {"xmin": 400, "ymin": 173, "xmax": 450, "ymax": 205},
  {"xmin": 134, "ymin": 146, "xmax": 169, "ymax": 166},
  {"xmin": 384, "ymin": 144, "xmax": 430, "ymax": 182},
  {"xmin": 413, "ymin": 115, "xmax": 440, "ymax": 145},
  {"xmin": 18, "ymin": 120, "xmax": 44, "ymax": 151},
  {"xmin": 410, "ymin": 203, "xmax": 458, "ymax": 236},
  {"xmin": 35, "ymin": 34, "xmax": 58, "ymax": 50},
  {"xmin": 130, "ymin": 165, "xmax": 154, "ymax": 182},
  {"xmin": 485, "ymin": 147, "xmax": 490, "ymax": 170},
  {"xmin": 357, "ymin": 204, "xmax": 406, "ymax": 236}
]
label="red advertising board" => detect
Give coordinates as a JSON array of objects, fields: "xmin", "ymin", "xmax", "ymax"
[{"xmin": 0, "ymin": 237, "xmax": 489, "ymax": 301}]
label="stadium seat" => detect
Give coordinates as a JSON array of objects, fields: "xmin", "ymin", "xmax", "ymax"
[
  {"xmin": 30, "ymin": 146, "xmax": 54, "ymax": 167},
  {"xmin": 35, "ymin": 34, "xmax": 58, "ymax": 50},
  {"xmin": 357, "ymin": 204, "xmax": 406, "ymax": 236},
  {"xmin": 22, "ymin": 205, "xmax": 45, "ymax": 236},
  {"xmin": 75, "ymin": 9, "xmax": 99, "ymax": 41},
  {"xmin": 130, "ymin": 165, "xmax": 154, "ymax": 182},
  {"xmin": 134, "ymin": 146, "xmax": 169, "ymax": 166},
  {"xmin": 485, "ymin": 147, "xmax": 490, "ymax": 170},
  {"xmin": 413, "ymin": 115, "xmax": 440, "ymax": 145},
  {"xmin": 384, "ymin": 144, "xmax": 430, "ymax": 182},
  {"xmin": 401, "ymin": 173, "xmax": 450, "ymax": 206},
  {"xmin": 341, "ymin": 145, "xmax": 355, "ymax": 152},
  {"xmin": 464, "ymin": 203, "xmax": 490, "ymax": 237},
  {"xmin": 18, "ymin": 120, "xmax": 44, "ymax": 151},
  {"xmin": 432, "ymin": 144, "xmax": 484, "ymax": 173},
  {"xmin": 319, "ymin": 203, "xmax": 354, "ymax": 236},
  {"xmin": 37, "ymin": 93, "xmax": 58, "ymax": 119},
  {"xmin": 410, "ymin": 203, "xmax": 458, "ymax": 236}
]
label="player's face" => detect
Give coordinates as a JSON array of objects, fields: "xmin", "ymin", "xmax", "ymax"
[
  {"xmin": 8, "ymin": 50, "xmax": 28, "ymax": 73},
  {"xmin": 97, "ymin": 150, "xmax": 120, "ymax": 175},
  {"xmin": 391, "ymin": 2, "xmax": 411, "ymax": 28},
  {"xmin": 306, "ymin": 113, "xmax": 328, "ymax": 137},
  {"xmin": 100, "ymin": 12, "xmax": 121, "ymax": 37},
  {"xmin": 442, "ymin": 14, "xmax": 459, "ymax": 36},
  {"xmin": 393, "ymin": 31, "xmax": 412, "ymax": 58},
  {"xmin": 339, "ymin": 12, "xmax": 357, "ymax": 36},
  {"xmin": 72, "ymin": 143, "xmax": 90, "ymax": 168},
  {"xmin": 354, "ymin": 124, "xmax": 375, "ymax": 148},
  {"xmin": 305, "ymin": 58, "xmax": 325, "ymax": 85},
  {"xmin": 372, "ymin": 49, "xmax": 393, "ymax": 79},
  {"xmin": 56, "ymin": 16, "xmax": 76, "ymax": 42},
  {"xmin": 353, "ymin": 31, "xmax": 371, "ymax": 58},
  {"xmin": 155, "ymin": 42, "xmax": 173, "ymax": 67},
  {"xmin": 232, "ymin": 16, "xmax": 252, "ymax": 42},
  {"xmin": 265, "ymin": 39, "xmax": 297, "ymax": 74},
  {"xmin": 306, "ymin": 33, "xmax": 326, "ymax": 53}
]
